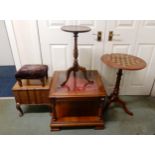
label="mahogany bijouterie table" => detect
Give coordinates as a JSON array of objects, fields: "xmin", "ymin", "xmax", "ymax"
[
  {"xmin": 49, "ymin": 70, "xmax": 106, "ymax": 131},
  {"xmin": 101, "ymin": 53, "xmax": 146, "ymax": 116}
]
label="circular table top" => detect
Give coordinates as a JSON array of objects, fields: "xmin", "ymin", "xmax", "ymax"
[
  {"xmin": 61, "ymin": 25, "xmax": 91, "ymax": 33},
  {"xmin": 101, "ymin": 53, "xmax": 146, "ymax": 70}
]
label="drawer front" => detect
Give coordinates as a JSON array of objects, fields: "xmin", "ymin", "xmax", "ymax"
[{"xmin": 13, "ymin": 89, "xmax": 50, "ymax": 104}]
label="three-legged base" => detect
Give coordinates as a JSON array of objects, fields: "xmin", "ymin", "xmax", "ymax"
[
  {"xmin": 61, "ymin": 65, "xmax": 93, "ymax": 86},
  {"xmin": 104, "ymin": 69, "xmax": 133, "ymax": 116},
  {"xmin": 105, "ymin": 95, "xmax": 133, "ymax": 116}
]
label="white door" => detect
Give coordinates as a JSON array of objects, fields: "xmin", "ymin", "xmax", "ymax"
[
  {"xmin": 38, "ymin": 20, "xmax": 155, "ymax": 95},
  {"xmin": 102, "ymin": 20, "xmax": 155, "ymax": 95},
  {"xmin": 125, "ymin": 21, "xmax": 155, "ymax": 95},
  {"xmin": 38, "ymin": 20, "xmax": 106, "ymax": 75}
]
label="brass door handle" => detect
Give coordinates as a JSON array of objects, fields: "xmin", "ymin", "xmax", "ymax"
[
  {"xmin": 97, "ymin": 31, "xmax": 102, "ymax": 41},
  {"xmin": 93, "ymin": 31, "xmax": 102, "ymax": 41},
  {"xmin": 108, "ymin": 31, "xmax": 120, "ymax": 41}
]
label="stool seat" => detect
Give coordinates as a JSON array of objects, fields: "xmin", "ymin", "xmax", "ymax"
[{"xmin": 15, "ymin": 64, "xmax": 48, "ymax": 87}]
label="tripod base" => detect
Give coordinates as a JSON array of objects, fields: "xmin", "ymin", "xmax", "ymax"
[
  {"xmin": 104, "ymin": 69, "xmax": 133, "ymax": 116},
  {"xmin": 61, "ymin": 66, "xmax": 93, "ymax": 86},
  {"xmin": 104, "ymin": 95, "xmax": 133, "ymax": 116}
]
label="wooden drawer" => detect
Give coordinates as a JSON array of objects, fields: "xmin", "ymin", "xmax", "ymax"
[
  {"xmin": 12, "ymin": 78, "xmax": 52, "ymax": 105},
  {"xmin": 13, "ymin": 89, "xmax": 50, "ymax": 104}
]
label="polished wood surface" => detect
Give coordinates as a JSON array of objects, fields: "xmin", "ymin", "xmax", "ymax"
[
  {"xmin": 12, "ymin": 78, "xmax": 52, "ymax": 116},
  {"xmin": 61, "ymin": 25, "xmax": 93, "ymax": 86},
  {"xmin": 101, "ymin": 53, "xmax": 146, "ymax": 70},
  {"xmin": 61, "ymin": 25, "xmax": 91, "ymax": 33},
  {"xmin": 49, "ymin": 70, "xmax": 106, "ymax": 131},
  {"xmin": 101, "ymin": 53, "xmax": 147, "ymax": 116},
  {"xmin": 49, "ymin": 70, "xmax": 106, "ymax": 98}
]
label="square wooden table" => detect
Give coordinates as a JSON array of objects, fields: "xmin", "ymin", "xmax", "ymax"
[{"xmin": 49, "ymin": 70, "xmax": 107, "ymax": 131}]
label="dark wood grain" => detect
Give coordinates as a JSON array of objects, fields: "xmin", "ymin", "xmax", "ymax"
[{"xmin": 12, "ymin": 78, "xmax": 52, "ymax": 116}]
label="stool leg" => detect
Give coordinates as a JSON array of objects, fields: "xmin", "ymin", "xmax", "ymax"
[
  {"xmin": 16, "ymin": 102, "xmax": 24, "ymax": 117},
  {"xmin": 17, "ymin": 79, "xmax": 22, "ymax": 87},
  {"xmin": 46, "ymin": 72, "xmax": 48, "ymax": 81},
  {"xmin": 40, "ymin": 78, "xmax": 45, "ymax": 86},
  {"xmin": 27, "ymin": 79, "xmax": 30, "ymax": 85}
]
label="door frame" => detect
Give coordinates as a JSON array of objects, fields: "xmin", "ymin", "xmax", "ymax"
[
  {"xmin": 151, "ymin": 80, "xmax": 155, "ymax": 96},
  {"xmin": 5, "ymin": 21, "xmax": 21, "ymax": 70}
]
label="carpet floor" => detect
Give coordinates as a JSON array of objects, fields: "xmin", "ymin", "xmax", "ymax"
[{"xmin": 0, "ymin": 95, "xmax": 155, "ymax": 135}]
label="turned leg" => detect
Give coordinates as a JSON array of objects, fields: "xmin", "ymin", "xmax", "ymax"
[
  {"xmin": 26, "ymin": 79, "xmax": 30, "ymax": 85},
  {"xmin": 16, "ymin": 103, "xmax": 23, "ymax": 117},
  {"xmin": 98, "ymin": 100, "xmax": 104, "ymax": 120},
  {"xmin": 17, "ymin": 79, "xmax": 22, "ymax": 87},
  {"xmin": 51, "ymin": 99, "xmax": 57, "ymax": 121},
  {"xmin": 46, "ymin": 72, "xmax": 48, "ymax": 82},
  {"xmin": 50, "ymin": 99, "xmax": 60, "ymax": 131},
  {"xmin": 40, "ymin": 78, "xmax": 45, "ymax": 86}
]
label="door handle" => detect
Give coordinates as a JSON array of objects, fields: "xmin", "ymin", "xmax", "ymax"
[
  {"xmin": 92, "ymin": 31, "xmax": 102, "ymax": 41},
  {"xmin": 97, "ymin": 31, "xmax": 102, "ymax": 41},
  {"xmin": 108, "ymin": 31, "xmax": 120, "ymax": 41}
]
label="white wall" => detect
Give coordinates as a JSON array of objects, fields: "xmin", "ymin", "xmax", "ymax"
[{"xmin": 0, "ymin": 21, "xmax": 14, "ymax": 66}]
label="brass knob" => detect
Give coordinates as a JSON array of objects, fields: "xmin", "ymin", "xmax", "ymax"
[
  {"xmin": 108, "ymin": 31, "xmax": 120, "ymax": 41},
  {"xmin": 92, "ymin": 31, "xmax": 102, "ymax": 41}
]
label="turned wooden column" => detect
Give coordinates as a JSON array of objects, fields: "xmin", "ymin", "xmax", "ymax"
[{"xmin": 105, "ymin": 69, "xmax": 133, "ymax": 115}]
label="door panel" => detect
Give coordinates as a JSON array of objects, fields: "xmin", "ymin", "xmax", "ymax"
[
  {"xmin": 102, "ymin": 20, "xmax": 155, "ymax": 95},
  {"xmin": 50, "ymin": 45, "xmax": 68, "ymax": 70},
  {"xmin": 78, "ymin": 45, "xmax": 93, "ymax": 69},
  {"xmin": 125, "ymin": 20, "xmax": 155, "ymax": 95},
  {"xmin": 126, "ymin": 44, "xmax": 155, "ymax": 95}
]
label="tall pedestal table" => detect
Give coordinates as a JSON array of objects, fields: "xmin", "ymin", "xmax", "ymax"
[
  {"xmin": 61, "ymin": 25, "xmax": 93, "ymax": 86},
  {"xmin": 101, "ymin": 53, "xmax": 146, "ymax": 116}
]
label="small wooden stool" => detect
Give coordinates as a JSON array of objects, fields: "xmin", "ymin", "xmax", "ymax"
[{"xmin": 15, "ymin": 64, "xmax": 48, "ymax": 87}]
